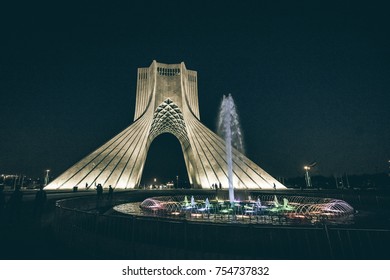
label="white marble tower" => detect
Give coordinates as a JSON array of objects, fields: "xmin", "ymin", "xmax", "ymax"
[{"xmin": 46, "ymin": 61, "xmax": 286, "ymax": 190}]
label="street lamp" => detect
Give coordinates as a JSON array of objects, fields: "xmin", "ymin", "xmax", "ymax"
[
  {"xmin": 176, "ymin": 175, "xmax": 179, "ymax": 189},
  {"xmin": 44, "ymin": 169, "xmax": 50, "ymax": 186},
  {"xmin": 304, "ymin": 166, "xmax": 312, "ymax": 188}
]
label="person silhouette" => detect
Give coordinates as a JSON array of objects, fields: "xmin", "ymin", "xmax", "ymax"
[
  {"xmin": 7, "ymin": 187, "xmax": 23, "ymax": 223},
  {"xmin": 96, "ymin": 183, "xmax": 103, "ymax": 200},
  {"xmin": 34, "ymin": 185, "xmax": 47, "ymax": 220},
  {"xmin": 107, "ymin": 185, "xmax": 114, "ymax": 200}
]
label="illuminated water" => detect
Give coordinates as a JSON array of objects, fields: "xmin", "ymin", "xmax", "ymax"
[
  {"xmin": 217, "ymin": 94, "xmax": 244, "ymax": 205},
  {"xmin": 113, "ymin": 194, "xmax": 355, "ymax": 226}
]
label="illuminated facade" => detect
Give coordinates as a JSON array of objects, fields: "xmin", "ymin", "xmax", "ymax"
[{"xmin": 46, "ymin": 61, "xmax": 286, "ymax": 190}]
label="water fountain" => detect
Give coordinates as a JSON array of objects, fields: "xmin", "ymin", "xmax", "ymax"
[
  {"xmin": 112, "ymin": 93, "xmax": 355, "ymax": 226},
  {"xmin": 112, "ymin": 93, "xmax": 355, "ymax": 224},
  {"xmin": 217, "ymin": 94, "xmax": 245, "ymax": 206},
  {"xmin": 114, "ymin": 193, "xmax": 355, "ymax": 225}
]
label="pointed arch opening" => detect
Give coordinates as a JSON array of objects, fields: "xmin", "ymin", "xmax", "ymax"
[{"xmin": 140, "ymin": 133, "xmax": 190, "ymax": 189}]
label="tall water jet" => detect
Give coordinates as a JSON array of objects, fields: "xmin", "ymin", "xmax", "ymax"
[{"xmin": 217, "ymin": 94, "xmax": 245, "ymax": 205}]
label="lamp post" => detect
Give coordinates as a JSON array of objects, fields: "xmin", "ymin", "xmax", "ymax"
[
  {"xmin": 13, "ymin": 175, "xmax": 18, "ymax": 190},
  {"xmin": 20, "ymin": 175, "xmax": 24, "ymax": 189},
  {"xmin": 176, "ymin": 175, "xmax": 179, "ymax": 189},
  {"xmin": 44, "ymin": 169, "xmax": 50, "ymax": 186},
  {"xmin": 304, "ymin": 166, "xmax": 312, "ymax": 188}
]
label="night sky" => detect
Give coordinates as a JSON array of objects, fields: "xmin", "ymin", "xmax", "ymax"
[{"xmin": 1, "ymin": 1, "xmax": 389, "ymax": 184}]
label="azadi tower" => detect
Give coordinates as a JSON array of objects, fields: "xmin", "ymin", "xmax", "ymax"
[{"xmin": 46, "ymin": 61, "xmax": 285, "ymax": 190}]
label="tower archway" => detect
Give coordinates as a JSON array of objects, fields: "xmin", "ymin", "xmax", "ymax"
[{"xmin": 140, "ymin": 133, "xmax": 190, "ymax": 188}]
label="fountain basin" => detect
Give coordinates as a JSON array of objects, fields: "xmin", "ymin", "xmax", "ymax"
[{"xmin": 113, "ymin": 194, "xmax": 355, "ymax": 225}]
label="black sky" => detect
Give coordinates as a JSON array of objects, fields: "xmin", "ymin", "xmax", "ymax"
[{"xmin": 0, "ymin": 1, "xmax": 389, "ymax": 183}]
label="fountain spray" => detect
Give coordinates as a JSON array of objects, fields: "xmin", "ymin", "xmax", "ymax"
[{"xmin": 218, "ymin": 94, "xmax": 245, "ymax": 206}]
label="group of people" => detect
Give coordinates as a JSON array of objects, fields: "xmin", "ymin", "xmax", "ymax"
[
  {"xmin": 96, "ymin": 184, "xmax": 114, "ymax": 200},
  {"xmin": 210, "ymin": 183, "xmax": 222, "ymax": 189},
  {"xmin": 0, "ymin": 185, "xmax": 47, "ymax": 223}
]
